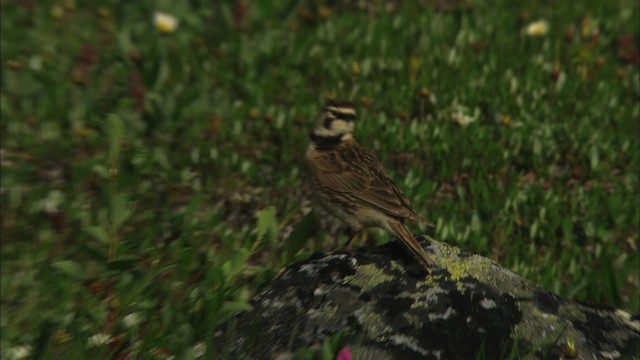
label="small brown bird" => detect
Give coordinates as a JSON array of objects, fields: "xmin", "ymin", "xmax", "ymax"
[{"xmin": 304, "ymin": 99, "xmax": 436, "ymax": 268}]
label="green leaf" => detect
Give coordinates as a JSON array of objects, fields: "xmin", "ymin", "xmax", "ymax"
[
  {"xmin": 32, "ymin": 317, "xmax": 57, "ymax": 360},
  {"xmin": 256, "ymin": 206, "xmax": 278, "ymax": 249},
  {"xmin": 213, "ymin": 287, "xmax": 253, "ymax": 326},
  {"xmin": 321, "ymin": 330, "xmax": 347, "ymax": 360},
  {"xmin": 222, "ymin": 248, "xmax": 250, "ymax": 283},
  {"xmin": 284, "ymin": 212, "xmax": 317, "ymax": 264},
  {"xmin": 219, "ymin": 300, "xmax": 253, "ymax": 314},
  {"xmin": 321, "ymin": 341, "xmax": 334, "ymax": 360},
  {"xmin": 110, "ymin": 193, "xmax": 136, "ymax": 232},
  {"xmin": 213, "ymin": 300, "xmax": 253, "ymax": 327},
  {"xmin": 183, "ymin": 192, "xmax": 204, "ymax": 225},
  {"xmin": 82, "ymin": 241, "xmax": 109, "ymax": 262},
  {"xmin": 107, "ymin": 255, "xmax": 140, "ymax": 272},
  {"xmin": 116, "ymin": 25, "xmax": 134, "ymax": 60},
  {"xmin": 85, "ymin": 226, "xmax": 110, "ymax": 245},
  {"xmin": 152, "ymin": 60, "xmax": 170, "ymax": 93},
  {"xmin": 106, "ymin": 114, "xmax": 124, "ymax": 165},
  {"xmin": 52, "ymin": 260, "xmax": 86, "ymax": 281}
]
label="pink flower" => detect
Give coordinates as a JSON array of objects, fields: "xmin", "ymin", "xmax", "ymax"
[{"xmin": 336, "ymin": 346, "xmax": 351, "ymax": 360}]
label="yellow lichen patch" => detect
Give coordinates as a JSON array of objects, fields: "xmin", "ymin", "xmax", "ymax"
[
  {"xmin": 436, "ymin": 245, "xmax": 492, "ymax": 291},
  {"xmin": 401, "ymin": 287, "xmax": 446, "ymax": 326},
  {"xmin": 512, "ymin": 303, "xmax": 587, "ymax": 350},
  {"xmin": 355, "ymin": 303, "xmax": 393, "ymax": 337},
  {"xmin": 388, "ymin": 260, "xmax": 407, "ymax": 273},
  {"xmin": 422, "ymin": 272, "xmax": 443, "ymax": 288},
  {"xmin": 558, "ymin": 304, "xmax": 587, "ymax": 323},
  {"xmin": 513, "ymin": 308, "xmax": 557, "ymax": 345},
  {"xmin": 344, "ymin": 263, "xmax": 395, "ymax": 291},
  {"xmin": 310, "ymin": 303, "xmax": 338, "ymax": 319},
  {"xmin": 402, "ymin": 310, "xmax": 423, "ymax": 327}
]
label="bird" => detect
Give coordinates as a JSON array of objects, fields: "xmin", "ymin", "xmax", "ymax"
[{"xmin": 304, "ymin": 99, "xmax": 436, "ymax": 268}]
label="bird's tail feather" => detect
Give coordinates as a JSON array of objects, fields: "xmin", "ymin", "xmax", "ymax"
[
  {"xmin": 404, "ymin": 212, "xmax": 435, "ymax": 227},
  {"xmin": 388, "ymin": 220, "xmax": 435, "ymax": 268}
]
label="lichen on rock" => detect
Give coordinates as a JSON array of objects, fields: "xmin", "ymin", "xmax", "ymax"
[{"xmin": 214, "ymin": 236, "xmax": 639, "ymax": 359}]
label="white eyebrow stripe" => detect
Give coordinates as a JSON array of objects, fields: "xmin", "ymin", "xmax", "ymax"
[
  {"xmin": 312, "ymin": 126, "xmax": 342, "ymax": 137},
  {"xmin": 326, "ymin": 106, "xmax": 356, "ymax": 115}
]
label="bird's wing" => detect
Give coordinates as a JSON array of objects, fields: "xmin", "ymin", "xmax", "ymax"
[{"xmin": 308, "ymin": 141, "xmax": 427, "ymax": 223}]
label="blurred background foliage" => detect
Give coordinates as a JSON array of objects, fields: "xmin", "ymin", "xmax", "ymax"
[{"xmin": 1, "ymin": 0, "xmax": 638, "ymax": 358}]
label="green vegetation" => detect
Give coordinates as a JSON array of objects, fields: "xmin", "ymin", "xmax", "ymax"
[{"xmin": 1, "ymin": 0, "xmax": 638, "ymax": 358}]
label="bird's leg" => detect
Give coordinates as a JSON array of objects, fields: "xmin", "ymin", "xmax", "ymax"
[{"xmin": 343, "ymin": 228, "xmax": 360, "ymax": 250}]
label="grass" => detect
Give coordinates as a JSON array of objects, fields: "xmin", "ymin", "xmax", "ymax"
[{"xmin": 1, "ymin": 0, "xmax": 638, "ymax": 358}]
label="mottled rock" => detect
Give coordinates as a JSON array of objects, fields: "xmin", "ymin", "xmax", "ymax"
[{"xmin": 214, "ymin": 236, "xmax": 639, "ymax": 359}]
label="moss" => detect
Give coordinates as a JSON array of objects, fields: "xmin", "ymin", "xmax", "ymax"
[{"xmin": 345, "ymin": 263, "xmax": 395, "ymax": 291}]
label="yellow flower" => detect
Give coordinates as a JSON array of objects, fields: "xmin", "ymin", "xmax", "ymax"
[
  {"xmin": 351, "ymin": 62, "xmax": 361, "ymax": 76},
  {"xmin": 63, "ymin": 0, "xmax": 76, "ymax": 11},
  {"xmin": 248, "ymin": 108, "xmax": 259, "ymax": 119},
  {"xmin": 50, "ymin": 5, "xmax": 64, "ymax": 18},
  {"xmin": 154, "ymin": 12, "xmax": 179, "ymax": 33},
  {"xmin": 97, "ymin": 7, "xmax": 111, "ymax": 18},
  {"xmin": 53, "ymin": 329, "xmax": 73, "ymax": 345},
  {"xmin": 525, "ymin": 20, "xmax": 549, "ymax": 37}
]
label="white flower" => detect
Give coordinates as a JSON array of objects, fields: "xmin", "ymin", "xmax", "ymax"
[
  {"xmin": 451, "ymin": 111, "xmax": 475, "ymax": 126},
  {"xmin": 154, "ymin": 12, "xmax": 179, "ymax": 33},
  {"xmin": 525, "ymin": 20, "xmax": 549, "ymax": 36},
  {"xmin": 5, "ymin": 345, "xmax": 32, "ymax": 360},
  {"xmin": 450, "ymin": 105, "xmax": 478, "ymax": 127},
  {"xmin": 39, "ymin": 190, "xmax": 64, "ymax": 214},
  {"xmin": 122, "ymin": 312, "xmax": 144, "ymax": 328},
  {"xmin": 87, "ymin": 333, "xmax": 112, "ymax": 348},
  {"xmin": 193, "ymin": 342, "xmax": 206, "ymax": 358},
  {"xmin": 29, "ymin": 55, "xmax": 43, "ymax": 71}
]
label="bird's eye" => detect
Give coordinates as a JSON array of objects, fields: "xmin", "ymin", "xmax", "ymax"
[{"xmin": 324, "ymin": 117, "xmax": 333, "ymax": 128}]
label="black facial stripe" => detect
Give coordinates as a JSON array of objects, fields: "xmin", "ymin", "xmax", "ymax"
[
  {"xmin": 325, "ymin": 99, "xmax": 355, "ymax": 108},
  {"xmin": 309, "ymin": 132, "xmax": 343, "ymax": 150},
  {"xmin": 330, "ymin": 111, "xmax": 357, "ymax": 121},
  {"xmin": 324, "ymin": 117, "xmax": 333, "ymax": 128}
]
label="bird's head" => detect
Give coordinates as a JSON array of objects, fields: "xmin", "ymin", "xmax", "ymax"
[{"xmin": 309, "ymin": 100, "xmax": 357, "ymax": 146}]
